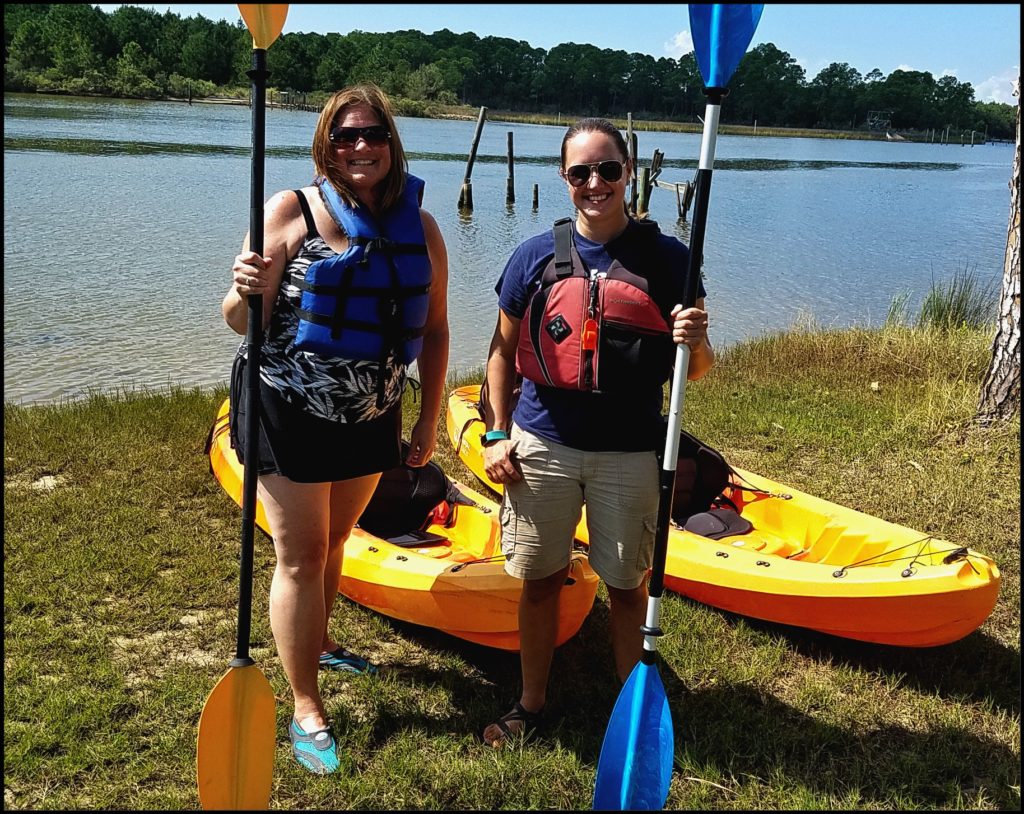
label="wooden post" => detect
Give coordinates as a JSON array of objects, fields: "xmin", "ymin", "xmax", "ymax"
[
  {"xmin": 626, "ymin": 113, "xmax": 637, "ymax": 215},
  {"xmin": 506, "ymin": 131, "xmax": 515, "ymax": 204},
  {"xmin": 458, "ymin": 106, "xmax": 488, "ymax": 210},
  {"xmin": 637, "ymin": 166, "xmax": 651, "ymax": 219},
  {"xmin": 532, "ymin": 183, "xmax": 539, "ymax": 211}
]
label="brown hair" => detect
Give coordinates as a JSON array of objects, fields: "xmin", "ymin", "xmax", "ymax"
[
  {"xmin": 559, "ymin": 117, "xmax": 630, "ymax": 169},
  {"xmin": 311, "ymin": 83, "xmax": 408, "ymax": 212}
]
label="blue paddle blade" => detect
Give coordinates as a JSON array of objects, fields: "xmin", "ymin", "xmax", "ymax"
[
  {"xmin": 689, "ymin": 3, "xmax": 765, "ymax": 88},
  {"xmin": 593, "ymin": 661, "xmax": 674, "ymax": 810}
]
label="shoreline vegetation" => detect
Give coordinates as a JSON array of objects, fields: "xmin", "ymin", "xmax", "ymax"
[
  {"xmin": 6, "ymin": 5, "xmax": 1014, "ymax": 147},
  {"xmin": 148, "ymin": 92, "xmax": 983, "ymax": 143},
  {"xmin": 4, "ymin": 273, "xmax": 1020, "ymax": 808},
  {"xmin": 19, "ymin": 87, "xmax": 908, "ymax": 142}
]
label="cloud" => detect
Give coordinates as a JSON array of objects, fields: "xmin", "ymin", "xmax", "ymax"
[
  {"xmin": 974, "ymin": 68, "xmax": 1020, "ymax": 105},
  {"xmin": 664, "ymin": 30, "xmax": 693, "ymax": 59}
]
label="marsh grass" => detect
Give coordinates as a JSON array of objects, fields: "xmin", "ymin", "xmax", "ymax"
[
  {"xmin": 887, "ymin": 264, "xmax": 1000, "ymax": 332},
  {"xmin": 4, "ymin": 326, "xmax": 1019, "ymax": 810},
  {"xmin": 430, "ymin": 104, "xmax": 893, "ymax": 141}
]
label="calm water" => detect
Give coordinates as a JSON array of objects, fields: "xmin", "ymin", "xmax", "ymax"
[{"xmin": 4, "ymin": 94, "xmax": 1014, "ymax": 405}]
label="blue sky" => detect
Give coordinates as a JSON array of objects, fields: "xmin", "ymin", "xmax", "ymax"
[{"xmin": 100, "ymin": 4, "xmax": 1021, "ymax": 104}]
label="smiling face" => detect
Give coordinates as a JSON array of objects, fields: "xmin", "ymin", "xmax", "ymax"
[
  {"xmin": 332, "ymin": 103, "xmax": 393, "ymax": 200},
  {"xmin": 561, "ymin": 130, "xmax": 630, "ymax": 238}
]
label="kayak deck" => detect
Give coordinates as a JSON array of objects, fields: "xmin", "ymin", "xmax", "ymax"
[
  {"xmin": 208, "ymin": 398, "xmax": 600, "ymax": 651},
  {"xmin": 446, "ymin": 384, "xmax": 1000, "ymax": 647}
]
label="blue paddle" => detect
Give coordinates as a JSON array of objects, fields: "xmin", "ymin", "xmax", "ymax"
[{"xmin": 592, "ymin": 6, "xmax": 763, "ymax": 810}]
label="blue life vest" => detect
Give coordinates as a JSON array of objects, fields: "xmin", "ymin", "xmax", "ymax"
[{"xmin": 292, "ymin": 174, "xmax": 432, "ymax": 368}]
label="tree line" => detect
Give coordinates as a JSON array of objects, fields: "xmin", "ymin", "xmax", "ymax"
[{"xmin": 3, "ymin": 3, "xmax": 1016, "ymax": 139}]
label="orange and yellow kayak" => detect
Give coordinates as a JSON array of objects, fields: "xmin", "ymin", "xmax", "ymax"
[
  {"xmin": 447, "ymin": 384, "xmax": 1000, "ymax": 648},
  {"xmin": 208, "ymin": 398, "xmax": 599, "ymax": 651}
]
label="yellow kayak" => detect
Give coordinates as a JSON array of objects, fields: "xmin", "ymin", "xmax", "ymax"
[
  {"xmin": 447, "ymin": 384, "xmax": 1000, "ymax": 647},
  {"xmin": 208, "ymin": 398, "xmax": 600, "ymax": 651}
]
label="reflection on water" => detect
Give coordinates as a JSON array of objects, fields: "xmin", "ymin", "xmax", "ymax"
[
  {"xmin": 3, "ymin": 94, "xmax": 1013, "ymax": 405},
  {"xmin": 5, "ymin": 135, "xmax": 963, "ymax": 172}
]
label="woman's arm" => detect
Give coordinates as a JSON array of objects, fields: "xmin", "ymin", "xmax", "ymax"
[
  {"xmin": 222, "ymin": 189, "xmax": 307, "ymax": 335},
  {"xmin": 481, "ymin": 308, "xmax": 523, "ymax": 484},
  {"xmin": 672, "ymin": 296, "xmax": 716, "ymax": 380},
  {"xmin": 405, "ymin": 209, "xmax": 450, "ymax": 466}
]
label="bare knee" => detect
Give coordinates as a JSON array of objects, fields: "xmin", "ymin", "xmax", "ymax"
[
  {"xmin": 273, "ymin": 533, "xmax": 329, "ymax": 577},
  {"xmin": 607, "ymin": 582, "xmax": 647, "ymax": 611},
  {"xmin": 521, "ymin": 566, "xmax": 571, "ymax": 603}
]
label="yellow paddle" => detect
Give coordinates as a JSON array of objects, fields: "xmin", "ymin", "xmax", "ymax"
[{"xmin": 196, "ymin": 5, "xmax": 288, "ymax": 810}]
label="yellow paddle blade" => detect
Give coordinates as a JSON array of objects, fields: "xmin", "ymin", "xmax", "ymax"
[
  {"xmin": 197, "ymin": 664, "xmax": 276, "ymax": 810},
  {"xmin": 238, "ymin": 4, "xmax": 289, "ymax": 49}
]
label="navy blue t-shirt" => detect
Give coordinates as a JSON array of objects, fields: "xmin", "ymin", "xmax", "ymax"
[{"xmin": 496, "ymin": 218, "xmax": 705, "ymax": 452}]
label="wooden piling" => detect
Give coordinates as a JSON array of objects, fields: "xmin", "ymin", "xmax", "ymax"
[
  {"xmin": 458, "ymin": 106, "xmax": 488, "ymax": 210},
  {"xmin": 506, "ymin": 131, "xmax": 515, "ymax": 204},
  {"xmin": 532, "ymin": 183, "xmax": 539, "ymax": 211},
  {"xmin": 637, "ymin": 167, "xmax": 651, "ymax": 219},
  {"xmin": 636, "ymin": 149, "xmax": 663, "ymax": 219},
  {"xmin": 626, "ymin": 113, "xmax": 638, "ymax": 215}
]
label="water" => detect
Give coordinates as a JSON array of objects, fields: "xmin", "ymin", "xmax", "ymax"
[{"xmin": 4, "ymin": 94, "xmax": 1013, "ymax": 405}]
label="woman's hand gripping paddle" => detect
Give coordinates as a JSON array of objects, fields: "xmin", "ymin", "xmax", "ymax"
[
  {"xmin": 592, "ymin": 5, "xmax": 763, "ymax": 810},
  {"xmin": 196, "ymin": 5, "xmax": 288, "ymax": 810}
]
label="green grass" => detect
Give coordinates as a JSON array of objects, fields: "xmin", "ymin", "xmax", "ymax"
[
  {"xmin": 4, "ymin": 325, "xmax": 1019, "ymax": 810},
  {"xmin": 887, "ymin": 264, "xmax": 1000, "ymax": 332}
]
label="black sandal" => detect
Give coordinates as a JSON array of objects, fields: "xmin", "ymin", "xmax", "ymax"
[{"xmin": 484, "ymin": 700, "xmax": 545, "ymax": 747}]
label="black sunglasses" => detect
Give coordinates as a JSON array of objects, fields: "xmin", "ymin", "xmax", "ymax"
[
  {"xmin": 563, "ymin": 160, "xmax": 626, "ymax": 187},
  {"xmin": 328, "ymin": 125, "xmax": 392, "ymax": 147}
]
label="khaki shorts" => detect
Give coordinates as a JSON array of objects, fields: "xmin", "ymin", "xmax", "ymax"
[{"xmin": 499, "ymin": 425, "xmax": 659, "ymax": 589}]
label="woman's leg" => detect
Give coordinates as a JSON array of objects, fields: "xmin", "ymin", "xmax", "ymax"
[
  {"xmin": 258, "ymin": 474, "xmax": 333, "ymax": 732},
  {"xmin": 321, "ymin": 473, "xmax": 383, "ymax": 653},
  {"xmin": 606, "ymin": 582, "xmax": 648, "ymax": 682}
]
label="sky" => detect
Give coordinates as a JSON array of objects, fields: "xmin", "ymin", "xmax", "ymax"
[{"xmin": 99, "ymin": 3, "xmax": 1021, "ymax": 104}]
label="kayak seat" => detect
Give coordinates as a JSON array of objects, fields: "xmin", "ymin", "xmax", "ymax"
[{"xmin": 383, "ymin": 529, "xmax": 449, "ymax": 548}]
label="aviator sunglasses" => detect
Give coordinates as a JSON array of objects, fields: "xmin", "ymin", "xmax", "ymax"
[
  {"xmin": 329, "ymin": 125, "xmax": 392, "ymax": 147},
  {"xmin": 562, "ymin": 159, "xmax": 626, "ymax": 187}
]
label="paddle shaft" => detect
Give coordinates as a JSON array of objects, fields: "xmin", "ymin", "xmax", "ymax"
[
  {"xmin": 642, "ymin": 89, "xmax": 726, "ymax": 663},
  {"xmin": 236, "ymin": 47, "xmax": 268, "ymax": 667}
]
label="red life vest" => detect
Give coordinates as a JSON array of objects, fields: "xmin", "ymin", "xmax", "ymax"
[{"xmin": 516, "ymin": 218, "xmax": 675, "ymax": 393}]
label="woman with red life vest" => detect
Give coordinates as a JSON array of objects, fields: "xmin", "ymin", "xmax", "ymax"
[
  {"xmin": 222, "ymin": 83, "xmax": 450, "ymax": 774},
  {"xmin": 480, "ymin": 117, "xmax": 713, "ymax": 747}
]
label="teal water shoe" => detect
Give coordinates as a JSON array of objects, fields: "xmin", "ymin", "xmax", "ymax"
[
  {"xmin": 289, "ymin": 718, "xmax": 340, "ymax": 775},
  {"xmin": 318, "ymin": 647, "xmax": 378, "ymax": 675}
]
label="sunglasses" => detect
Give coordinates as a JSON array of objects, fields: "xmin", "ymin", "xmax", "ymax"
[
  {"xmin": 563, "ymin": 160, "xmax": 626, "ymax": 187},
  {"xmin": 328, "ymin": 125, "xmax": 391, "ymax": 147}
]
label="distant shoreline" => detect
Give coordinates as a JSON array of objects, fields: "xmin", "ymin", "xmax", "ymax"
[
  {"xmin": 166, "ymin": 95, "xmax": 895, "ymax": 141},
  {"xmin": 16, "ymin": 90, "xmax": 997, "ymax": 144}
]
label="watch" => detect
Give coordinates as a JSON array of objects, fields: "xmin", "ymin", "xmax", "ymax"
[{"xmin": 480, "ymin": 429, "xmax": 511, "ymax": 446}]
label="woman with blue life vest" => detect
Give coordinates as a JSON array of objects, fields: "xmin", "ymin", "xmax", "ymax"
[
  {"xmin": 479, "ymin": 117, "xmax": 713, "ymax": 747},
  {"xmin": 222, "ymin": 83, "xmax": 450, "ymax": 774}
]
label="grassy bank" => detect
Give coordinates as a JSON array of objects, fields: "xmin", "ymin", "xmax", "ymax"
[
  {"xmin": 175, "ymin": 92, "xmax": 897, "ymax": 142},
  {"xmin": 4, "ymin": 324, "xmax": 1019, "ymax": 810},
  {"xmin": 428, "ymin": 103, "xmax": 897, "ymax": 141}
]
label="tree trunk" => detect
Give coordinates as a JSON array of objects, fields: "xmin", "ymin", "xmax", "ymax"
[{"xmin": 977, "ymin": 78, "xmax": 1021, "ymax": 423}]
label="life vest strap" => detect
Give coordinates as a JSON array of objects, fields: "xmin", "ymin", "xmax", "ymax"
[
  {"xmin": 552, "ymin": 217, "xmax": 574, "ymax": 278},
  {"xmin": 292, "ymin": 307, "xmax": 426, "ymax": 340},
  {"xmin": 292, "ymin": 278, "xmax": 431, "ymax": 297},
  {"xmin": 350, "ymin": 236, "xmax": 428, "ymax": 257}
]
